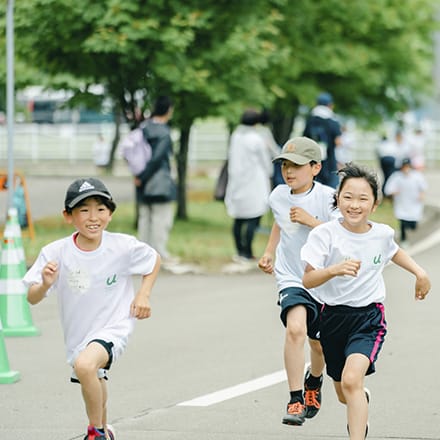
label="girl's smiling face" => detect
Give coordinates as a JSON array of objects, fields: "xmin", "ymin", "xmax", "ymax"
[{"xmin": 337, "ymin": 177, "xmax": 378, "ymax": 233}]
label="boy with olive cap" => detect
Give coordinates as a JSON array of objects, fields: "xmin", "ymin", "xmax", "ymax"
[
  {"xmin": 258, "ymin": 137, "xmax": 338, "ymax": 426},
  {"xmin": 24, "ymin": 177, "xmax": 161, "ymax": 440}
]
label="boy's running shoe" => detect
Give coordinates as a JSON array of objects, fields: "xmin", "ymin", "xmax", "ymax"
[
  {"xmin": 282, "ymin": 401, "xmax": 306, "ymax": 425},
  {"xmin": 347, "ymin": 388, "xmax": 370, "ymax": 438},
  {"xmin": 84, "ymin": 425, "xmax": 106, "ymax": 440},
  {"xmin": 106, "ymin": 424, "xmax": 115, "ymax": 440},
  {"xmin": 304, "ymin": 366, "xmax": 323, "ymax": 419}
]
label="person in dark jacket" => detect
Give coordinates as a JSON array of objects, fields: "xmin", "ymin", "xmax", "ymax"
[
  {"xmin": 303, "ymin": 92, "xmax": 342, "ymax": 188},
  {"xmin": 135, "ymin": 96, "xmax": 177, "ymax": 264}
]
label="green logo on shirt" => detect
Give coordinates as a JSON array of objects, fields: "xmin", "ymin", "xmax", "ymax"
[
  {"xmin": 373, "ymin": 254, "xmax": 382, "ymax": 265},
  {"xmin": 106, "ymin": 274, "xmax": 117, "ymax": 286}
]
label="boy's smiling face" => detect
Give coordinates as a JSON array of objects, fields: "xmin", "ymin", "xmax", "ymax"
[
  {"xmin": 63, "ymin": 196, "xmax": 112, "ymax": 249},
  {"xmin": 281, "ymin": 160, "xmax": 321, "ymax": 194}
]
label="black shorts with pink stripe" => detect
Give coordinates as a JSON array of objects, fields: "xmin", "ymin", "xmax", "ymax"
[{"xmin": 320, "ymin": 302, "xmax": 387, "ymax": 382}]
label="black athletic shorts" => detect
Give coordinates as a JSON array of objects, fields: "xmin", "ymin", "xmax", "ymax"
[
  {"xmin": 278, "ymin": 287, "xmax": 322, "ymax": 340},
  {"xmin": 70, "ymin": 339, "xmax": 114, "ymax": 384},
  {"xmin": 320, "ymin": 302, "xmax": 387, "ymax": 381}
]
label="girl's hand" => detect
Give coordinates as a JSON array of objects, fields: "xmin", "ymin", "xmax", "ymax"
[
  {"xmin": 415, "ymin": 274, "xmax": 431, "ymax": 300},
  {"xmin": 332, "ymin": 258, "xmax": 361, "ymax": 278}
]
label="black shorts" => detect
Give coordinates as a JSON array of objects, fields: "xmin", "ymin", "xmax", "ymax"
[
  {"xmin": 70, "ymin": 339, "xmax": 114, "ymax": 384},
  {"xmin": 278, "ymin": 287, "xmax": 322, "ymax": 340},
  {"xmin": 320, "ymin": 303, "xmax": 387, "ymax": 381}
]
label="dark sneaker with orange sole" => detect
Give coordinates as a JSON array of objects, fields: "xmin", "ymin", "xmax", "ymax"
[
  {"xmin": 282, "ymin": 401, "xmax": 307, "ymax": 425},
  {"xmin": 304, "ymin": 366, "xmax": 323, "ymax": 419}
]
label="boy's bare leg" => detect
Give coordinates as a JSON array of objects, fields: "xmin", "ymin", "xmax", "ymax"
[
  {"xmin": 101, "ymin": 379, "xmax": 109, "ymax": 436},
  {"xmin": 308, "ymin": 338, "xmax": 325, "ymax": 377},
  {"xmin": 74, "ymin": 342, "xmax": 109, "ymax": 429},
  {"xmin": 284, "ymin": 305, "xmax": 307, "ymax": 391}
]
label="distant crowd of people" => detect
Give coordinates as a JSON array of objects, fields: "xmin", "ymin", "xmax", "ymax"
[
  {"xmin": 376, "ymin": 127, "xmax": 428, "ymax": 247},
  {"xmin": 376, "ymin": 127, "xmax": 426, "ymax": 190}
]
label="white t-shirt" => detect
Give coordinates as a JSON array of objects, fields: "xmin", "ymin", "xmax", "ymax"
[
  {"xmin": 23, "ymin": 231, "xmax": 158, "ymax": 366},
  {"xmin": 384, "ymin": 170, "xmax": 427, "ymax": 221},
  {"xmin": 301, "ymin": 219, "xmax": 399, "ymax": 307},
  {"xmin": 269, "ymin": 182, "xmax": 338, "ymax": 295}
]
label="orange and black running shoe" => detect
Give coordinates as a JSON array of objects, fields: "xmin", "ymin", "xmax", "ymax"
[
  {"xmin": 282, "ymin": 401, "xmax": 306, "ymax": 425},
  {"xmin": 304, "ymin": 367, "xmax": 323, "ymax": 419}
]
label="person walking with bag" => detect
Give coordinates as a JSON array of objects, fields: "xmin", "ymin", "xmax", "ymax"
[{"xmin": 135, "ymin": 96, "xmax": 177, "ymax": 267}]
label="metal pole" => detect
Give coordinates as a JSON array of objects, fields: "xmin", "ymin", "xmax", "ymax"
[{"xmin": 6, "ymin": 0, "xmax": 15, "ymax": 209}]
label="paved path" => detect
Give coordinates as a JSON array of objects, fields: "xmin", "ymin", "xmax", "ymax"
[
  {"xmin": 1, "ymin": 257, "xmax": 440, "ymax": 439},
  {"xmin": 0, "ymin": 167, "xmax": 439, "ymax": 439}
]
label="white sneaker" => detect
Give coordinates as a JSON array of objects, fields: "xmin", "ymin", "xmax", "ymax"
[
  {"xmin": 232, "ymin": 255, "xmax": 255, "ymax": 264},
  {"xmin": 106, "ymin": 424, "xmax": 115, "ymax": 440}
]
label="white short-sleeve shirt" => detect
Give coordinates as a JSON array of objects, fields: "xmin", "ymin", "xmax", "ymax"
[
  {"xmin": 23, "ymin": 231, "xmax": 158, "ymax": 365},
  {"xmin": 301, "ymin": 219, "xmax": 399, "ymax": 307},
  {"xmin": 269, "ymin": 182, "xmax": 337, "ymax": 295}
]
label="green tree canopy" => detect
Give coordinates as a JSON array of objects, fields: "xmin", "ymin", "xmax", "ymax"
[
  {"xmin": 1, "ymin": 0, "xmax": 438, "ymax": 216},
  {"xmin": 262, "ymin": 0, "xmax": 438, "ymax": 142},
  {"xmin": 9, "ymin": 0, "xmax": 282, "ymax": 217}
]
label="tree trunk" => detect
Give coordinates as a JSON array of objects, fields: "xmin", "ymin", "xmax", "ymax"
[
  {"xmin": 271, "ymin": 112, "xmax": 295, "ymax": 146},
  {"xmin": 270, "ymin": 99, "xmax": 300, "ymax": 146},
  {"xmin": 176, "ymin": 124, "xmax": 191, "ymax": 220},
  {"xmin": 106, "ymin": 106, "xmax": 123, "ymax": 172}
]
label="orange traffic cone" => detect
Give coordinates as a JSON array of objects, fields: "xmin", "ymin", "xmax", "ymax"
[
  {"xmin": 0, "ymin": 236, "xmax": 39, "ymax": 337},
  {"xmin": 0, "ymin": 317, "xmax": 20, "ymax": 383}
]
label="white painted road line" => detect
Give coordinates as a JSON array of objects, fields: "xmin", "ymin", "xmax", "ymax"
[
  {"xmin": 177, "ymin": 370, "xmax": 287, "ymax": 407},
  {"xmin": 408, "ymin": 228, "xmax": 440, "ymax": 256}
]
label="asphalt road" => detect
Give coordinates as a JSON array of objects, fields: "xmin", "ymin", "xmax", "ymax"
[
  {"xmin": 2, "ymin": 259, "xmax": 440, "ymax": 439},
  {"xmin": 0, "ymin": 169, "xmax": 439, "ymax": 439}
]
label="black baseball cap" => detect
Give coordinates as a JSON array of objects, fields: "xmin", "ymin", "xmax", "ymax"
[
  {"xmin": 64, "ymin": 178, "xmax": 116, "ymax": 211},
  {"xmin": 401, "ymin": 157, "xmax": 412, "ymax": 168}
]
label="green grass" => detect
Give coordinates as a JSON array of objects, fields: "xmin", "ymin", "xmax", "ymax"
[{"xmin": 21, "ymin": 190, "xmax": 398, "ymax": 271}]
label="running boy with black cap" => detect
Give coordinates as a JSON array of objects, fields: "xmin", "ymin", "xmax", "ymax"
[
  {"xmin": 258, "ymin": 137, "xmax": 338, "ymax": 426},
  {"xmin": 23, "ymin": 177, "xmax": 161, "ymax": 440}
]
